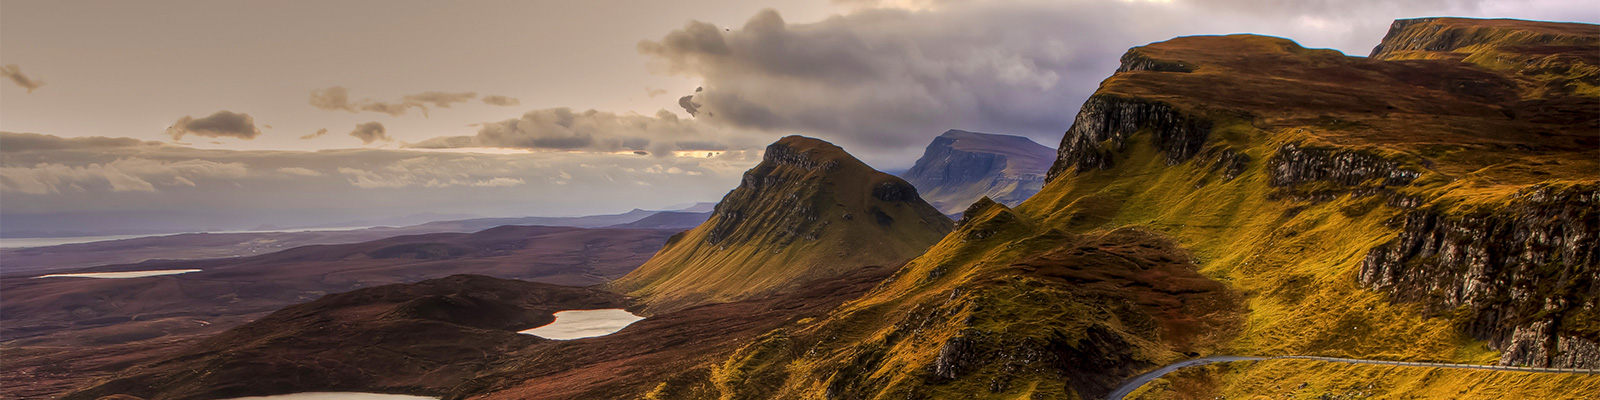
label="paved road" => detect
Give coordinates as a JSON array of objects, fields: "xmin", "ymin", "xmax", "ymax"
[{"xmin": 1106, "ymin": 355, "xmax": 1600, "ymax": 400}]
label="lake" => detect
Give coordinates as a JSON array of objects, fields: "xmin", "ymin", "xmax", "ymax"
[
  {"xmin": 35, "ymin": 269, "xmax": 202, "ymax": 279},
  {"xmin": 518, "ymin": 308, "xmax": 644, "ymax": 340}
]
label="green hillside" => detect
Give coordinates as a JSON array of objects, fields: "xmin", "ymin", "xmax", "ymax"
[{"xmin": 611, "ymin": 136, "xmax": 954, "ymax": 313}]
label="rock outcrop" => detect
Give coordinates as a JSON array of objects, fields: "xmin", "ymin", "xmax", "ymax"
[
  {"xmin": 901, "ymin": 130, "xmax": 1056, "ymax": 214},
  {"xmin": 611, "ymin": 136, "xmax": 953, "ymax": 313},
  {"xmin": 1360, "ymin": 183, "xmax": 1599, "ymax": 368},
  {"xmin": 1045, "ymin": 95, "xmax": 1212, "ymax": 181}
]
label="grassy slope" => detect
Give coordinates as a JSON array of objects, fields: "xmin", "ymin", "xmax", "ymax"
[
  {"xmin": 612, "ymin": 136, "xmax": 953, "ymax": 313},
  {"xmin": 646, "ymin": 20, "xmax": 1596, "ymax": 400},
  {"xmin": 1129, "ymin": 359, "xmax": 1600, "ymax": 400}
]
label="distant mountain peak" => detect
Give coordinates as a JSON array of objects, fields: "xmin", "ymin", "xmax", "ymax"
[
  {"xmin": 612, "ymin": 135, "xmax": 953, "ymax": 312},
  {"xmin": 901, "ymin": 130, "xmax": 1056, "ymax": 214}
]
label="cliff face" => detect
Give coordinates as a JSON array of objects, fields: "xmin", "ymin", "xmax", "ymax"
[
  {"xmin": 1361, "ymin": 184, "xmax": 1600, "ymax": 368},
  {"xmin": 611, "ymin": 136, "xmax": 953, "ymax": 313},
  {"xmin": 902, "ymin": 130, "xmax": 1055, "ymax": 213}
]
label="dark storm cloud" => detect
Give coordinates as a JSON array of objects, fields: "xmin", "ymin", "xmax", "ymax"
[
  {"xmin": 481, "ymin": 95, "xmax": 521, "ymax": 106},
  {"xmin": 308, "ymin": 86, "xmax": 480, "ymax": 117},
  {"xmin": 640, "ymin": 6, "xmax": 1123, "ymax": 155},
  {"xmin": 300, "ymin": 128, "xmax": 330, "ymax": 140},
  {"xmin": 349, "ymin": 122, "xmax": 390, "ymax": 144},
  {"xmin": 0, "ymin": 65, "xmax": 45, "ymax": 93},
  {"xmin": 166, "ymin": 110, "xmax": 262, "ymax": 140},
  {"xmin": 408, "ymin": 108, "xmax": 741, "ymax": 156}
]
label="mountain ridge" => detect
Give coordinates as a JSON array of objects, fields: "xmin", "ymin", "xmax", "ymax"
[
  {"xmin": 902, "ymin": 129, "xmax": 1056, "ymax": 214},
  {"xmin": 610, "ymin": 135, "xmax": 954, "ymax": 313}
]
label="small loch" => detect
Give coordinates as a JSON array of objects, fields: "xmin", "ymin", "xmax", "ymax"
[
  {"xmin": 35, "ymin": 269, "xmax": 202, "ymax": 279},
  {"xmin": 517, "ymin": 308, "xmax": 644, "ymax": 340}
]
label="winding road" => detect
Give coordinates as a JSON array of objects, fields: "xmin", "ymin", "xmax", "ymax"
[{"xmin": 1106, "ymin": 355, "xmax": 1600, "ymax": 400}]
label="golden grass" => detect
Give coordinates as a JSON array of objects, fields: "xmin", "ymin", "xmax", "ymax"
[{"xmin": 1130, "ymin": 359, "xmax": 1600, "ymax": 400}]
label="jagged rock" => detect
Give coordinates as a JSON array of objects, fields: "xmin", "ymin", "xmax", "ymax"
[
  {"xmin": 1360, "ymin": 183, "xmax": 1599, "ymax": 368},
  {"xmin": 1117, "ymin": 50, "xmax": 1197, "ymax": 73},
  {"xmin": 933, "ymin": 335, "xmax": 976, "ymax": 380},
  {"xmin": 1046, "ymin": 95, "xmax": 1212, "ymax": 182},
  {"xmin": 1268, "ymin": 142, "xmax": 1419, "ymax": 188}
]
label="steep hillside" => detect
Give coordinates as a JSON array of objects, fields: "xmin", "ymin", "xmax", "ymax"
[
  {"xmin": 611, "ymin": 136, "xmax": 954, "ymax": 313},
  {"xmin": 642, "ymin": 18, "xmax": 1598, "ymax": 400},
  {"xmin": 902, "ymin": 130, "xmax": 1056, "ymax": 214}
]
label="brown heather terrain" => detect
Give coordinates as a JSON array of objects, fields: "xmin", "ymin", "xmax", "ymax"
[{"xmin": 2, "ymin": 225, "xmax": 672, "ymax": 398}]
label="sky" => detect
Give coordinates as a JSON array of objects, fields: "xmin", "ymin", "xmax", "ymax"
[{"xmin": 2, "ymin": 0, "xmax": 1596, "ymax": 236}]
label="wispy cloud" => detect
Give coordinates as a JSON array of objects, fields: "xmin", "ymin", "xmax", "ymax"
[{"xmin": 0, "ymin": 64, "xmax": 45, "ymax": 93}]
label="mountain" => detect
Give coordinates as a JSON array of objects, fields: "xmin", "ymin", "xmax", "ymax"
[
  {"xmin": 901, "ymin": 129, "xmax": 1057, "ymax": 214},
  {"xmin": 607, "ymin": 211, "xmax": 712, "ymax": 230},
  {"xmin": 638, "ymin": 18, "xmax": 1599, "ymax": 400},
  {"xmin": 61, "ymin": 275, "xmax": 628, "ymax": 400},
  {"xmin": 610, "ymin": 136, "xmax": 954, "ymax": 312}
]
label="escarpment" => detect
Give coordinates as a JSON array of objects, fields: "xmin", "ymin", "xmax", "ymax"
[
  {"xmin": 1361, "ymin": 183, "xmax": 1599, "ymax": 368},
  {"xmin": 612, "ymin": 135, "xmax": 953, "ymax": 313},
  {"xmin": 1268, "ymin": 142, "xmax": 1421, "ymax": 188},
  {"xmin": 1045, "ymin": 95, "xmax": 1212, "ymax": 181}
]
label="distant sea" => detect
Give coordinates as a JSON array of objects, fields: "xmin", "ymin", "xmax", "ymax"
[{"xmin": 0, "ymin": 226, "xmax": 376, "ymax": 249}]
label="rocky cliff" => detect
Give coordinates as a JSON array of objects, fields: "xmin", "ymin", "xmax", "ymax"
[
  {"xmin": 902, "ymin": 129, "xmax": 1055, "ymax": 214},
  {"xmin": 1361, "ymin": 183, "xmax": 1599, "ymax": 368},
  {"xmin": 610, "ymin": 136, "xmax": 953, "ymax": 313}
]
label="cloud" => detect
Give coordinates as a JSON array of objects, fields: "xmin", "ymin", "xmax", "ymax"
[
  {"xmin": 408, "ymin": 107, "xmax": 744, "ymax": 156},
  {"xmin": 309, "ymin": 86, "xmax": 479, "ymax": 117},
  {"xmin": 166, "ymin": 110, "xmax": 262, "ymax": 141},
  {"xmin": 277, "ymin": 167, "xmax": 323, "ymax": 177},
  {"xmin": 640, "ymin": 7, "xmax": 1114, "ymax": 159},
  {"xmin": 300, "ymin": 128, "xmax": 330, "ymax": 140},
  {"xmin": 1, "ymin": 132, "xmax": 165, "ymax": 153},
  {"xmin": 638, "ymin": 0, "xmax": 1543, "ymax": 165},
  {"xmin": 349, "ymin": 122, "xmax": 390, "ymax": 144},
  {"xmin": 0, "ymin": 157, "xmax": 248, "ymax": 195},
  {"xmin": 481, "ymin": 95, "xmax": 521, "ymax": 106},
  {"xmin": 0, "ymin": 65, "xmax": 45, "ymax": 93}
]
